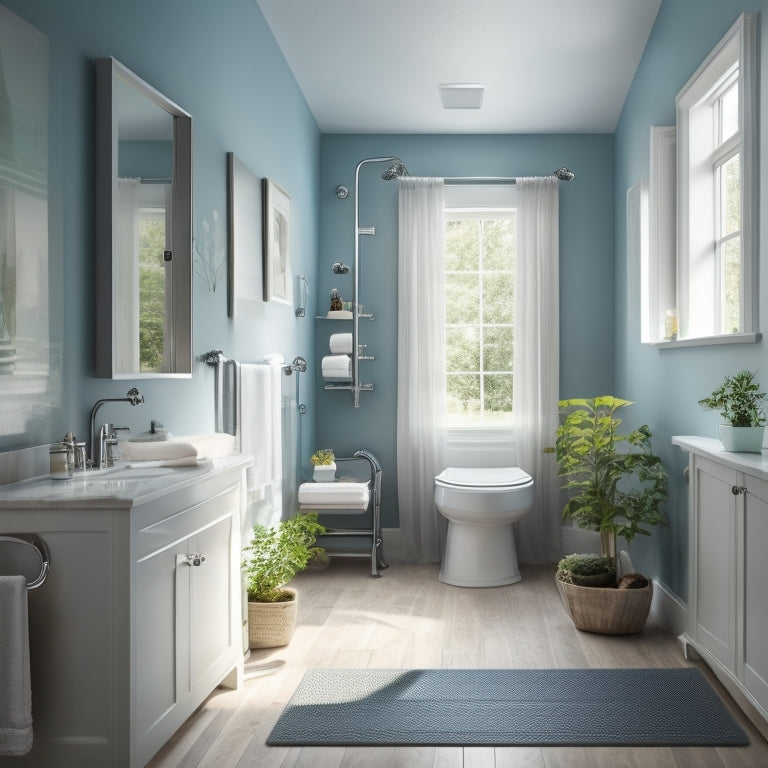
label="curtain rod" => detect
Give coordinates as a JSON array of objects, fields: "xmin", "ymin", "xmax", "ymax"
[{"xmin": 442, "ymin": 168, "xmax": 575, "ymax": 185}]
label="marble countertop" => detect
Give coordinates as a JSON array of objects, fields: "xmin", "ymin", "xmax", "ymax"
[{"xmin": 0, "ymin": 453, "xmax": 253, "ymax": 509}]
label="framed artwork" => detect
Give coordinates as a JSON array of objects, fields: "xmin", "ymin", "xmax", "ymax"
[
  {"xmin": 262, "ymin": 178, "xmax": 292, "ymax": 304},
  {"xmin": 226, "ymin": 152, "xmax": 262, "ymax": 316}
]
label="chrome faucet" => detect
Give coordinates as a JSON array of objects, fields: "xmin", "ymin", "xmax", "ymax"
[{"xmin": 88, "ymin": 387, "xmax": 145, "ymax": 469}]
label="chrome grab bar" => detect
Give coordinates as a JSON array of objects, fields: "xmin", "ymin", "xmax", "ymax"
[{"xmin": 0, "ymin": 533, "xmax": 51, "ymax": 590}]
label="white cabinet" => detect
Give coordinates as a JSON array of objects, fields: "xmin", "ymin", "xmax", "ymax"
[
  {"xmin": 673, "ymin": 436, "xmax": 768, "ymax": 732},
  {"xmin": 0, "ymin": 456, "xmax": 250, "ymax": 768}
]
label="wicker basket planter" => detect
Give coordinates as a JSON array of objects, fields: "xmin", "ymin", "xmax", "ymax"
[
  {"xmin": 556, "ymin": 576, "xmax": 652, "ymax": 635},
  {"xmin": 247, "ymin": 588, "xmax": 298, "ymax": 649}
]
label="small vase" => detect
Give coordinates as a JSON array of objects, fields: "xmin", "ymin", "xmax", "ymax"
[
  {"xmin": 313, "ymin": 462, "xmax": 337, "ymax": 482},
  {"xmin": 718, "ymin": 424, "xmax": 765, "ymax": 453}
]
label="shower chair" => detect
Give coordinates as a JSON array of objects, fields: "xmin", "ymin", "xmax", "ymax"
[{"xmin": 300, "ymin": 449, "xmax": 388, "ymax": 577}]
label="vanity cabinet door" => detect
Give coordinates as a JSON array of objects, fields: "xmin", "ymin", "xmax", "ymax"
[
  {"xmin": 743, "ymin": 474, "xmax": 768, "ymax": 713},
  {"xmin": 690, "ymin": 455, "xmax": 738, "ymax": 671},
  {"xmin": 133, "ymin": 487, "xmax": 241, "ymax": 768}
]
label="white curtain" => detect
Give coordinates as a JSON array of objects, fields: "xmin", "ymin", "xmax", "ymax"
[
  {"xmin": 397, "ymin": 178, "xmax": 447, "ymax": 563},
  {"xmin": 513, "ymin": 177, "xmax": 562, "ymax": 564},
  {"xmin": 115, "ymin": 178, "xmax": 141, "ymax": 373}
]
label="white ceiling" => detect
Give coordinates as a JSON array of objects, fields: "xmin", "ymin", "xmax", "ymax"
[{"xmin": 256, "ymin": 0, "xmax": 662, "ymax": 134}]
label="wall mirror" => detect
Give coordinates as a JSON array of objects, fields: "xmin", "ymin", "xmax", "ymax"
[{"xmin": 95, "ymin": 57, "xmax": 192, "ymax": 378}]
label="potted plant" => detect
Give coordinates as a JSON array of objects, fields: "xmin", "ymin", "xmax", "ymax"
[
  {"xmin": 698, "ymin": 370, "xmax": 767, "ymax": 453},
  {"xmin": 554, "ymin": 396, "xmax": 668, "ymax": 634},
  {"xmin": 310, "ymin": 448, "xmax": 336, "ymax": 482},
  {"xmin": 242, "ymin": 512, "xmax": 326, "ymax": 649}
]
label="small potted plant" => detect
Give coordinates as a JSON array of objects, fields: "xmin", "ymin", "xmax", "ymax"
[
  {"xmin": 242, "ymin": 512, "xmax": 326, "ymax": 649},
  {"xmin": 554, "ymin": 396, "xmax": 668, "ymax": 634},
  {"xmin": 310, "ymin": 448, "xmax": 336, "ymax": 482},
  {"xmin": 698, "ymin": 370, "xmax": 767, "ymax": 453}
]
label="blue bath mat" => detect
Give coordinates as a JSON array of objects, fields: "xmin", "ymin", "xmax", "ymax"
[{"xmin": 267, "ymin": 667, "xmax": 749, "ymax": 746}]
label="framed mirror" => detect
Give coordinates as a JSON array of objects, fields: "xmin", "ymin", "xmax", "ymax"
[{"xmin": 95, "ymin": 57, "xmax": 192, "ymax": 378}]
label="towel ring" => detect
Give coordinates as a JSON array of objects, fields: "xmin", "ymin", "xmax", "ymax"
[{"xmin": 0, "ymin": 533, "xmax": 51, "ymax": 590}]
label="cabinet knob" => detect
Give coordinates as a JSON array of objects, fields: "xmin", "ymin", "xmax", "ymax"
[
  {"xmin": 731, "ymin": 485, "xmax": 747, "ymax": 495},
  {"xmin": 183, "ymin": 553, "xmax": 206, "ymax": 567}
]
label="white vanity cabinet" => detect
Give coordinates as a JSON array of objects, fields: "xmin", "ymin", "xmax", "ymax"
[
  {"xmin": 672, "ymin": 436, "xmax": 768, "ymax": 731},
  {"xmin": 0, "ymin": 455, "xmax": 251, "ymax": 768}
]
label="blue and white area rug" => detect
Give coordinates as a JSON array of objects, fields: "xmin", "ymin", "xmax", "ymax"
[{"xmin": 267, "ymin": 667, "xmax": 749, "ymax": 746}]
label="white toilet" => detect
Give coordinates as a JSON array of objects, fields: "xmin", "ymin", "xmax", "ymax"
[{"xmin": 434, "ymin": 466, "xmax": 535, "ymax": 588}]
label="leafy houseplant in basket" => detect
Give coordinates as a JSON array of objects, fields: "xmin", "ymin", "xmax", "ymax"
[
  {"xmin": 554, "ymin": 396, "xmax": 668, "ymax": 634},
  {"xmin": 242, "ymin": 512, "xmax": 326, "ymax": 649},
  {"xmin": 698, "ymin": 370, "xmax": 767, "ymax": 453}
]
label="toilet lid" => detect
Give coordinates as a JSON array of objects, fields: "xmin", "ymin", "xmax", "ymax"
[{"xmin": 435, "ymin": 466, "xmax": 532, "ymax": 489}]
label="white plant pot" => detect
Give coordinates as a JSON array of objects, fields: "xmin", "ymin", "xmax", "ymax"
[
  {"xmin": 718, "ymin": 424, "xmax": 765, "ymax": 453},
  {"xmin": 313, "ymin": 462, "xmax": 336, "ymax": 482}
]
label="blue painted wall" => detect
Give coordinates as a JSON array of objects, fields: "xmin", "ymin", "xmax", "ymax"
[
  {"xmin": 1, "ymin": 0, "xmax": 320, "ymax": 460},
  {"xmin": 614, "ymin": 0, "xmax": 768, "ymax": 600},
  {"xmin": 316, "ymin": 134, "xmax": 615, "ymax": 528}
]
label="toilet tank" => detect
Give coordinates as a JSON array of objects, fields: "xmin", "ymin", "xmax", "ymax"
[{"xmin": 446, "ymin": 428, "xmax": 516, "ymax": 468}]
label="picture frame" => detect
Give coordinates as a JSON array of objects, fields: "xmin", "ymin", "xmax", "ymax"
[
  {"xmin": 262, "ymin": 178, "xmax": 292, "ymax": 304},
  {"xmin": 227, "ymin": 152, "xmax": 262, "ymax": 316}
]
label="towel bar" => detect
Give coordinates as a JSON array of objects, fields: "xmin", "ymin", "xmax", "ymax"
[{"xmin": 0, "ymin": 533, "xmax": 51, "ymax": 590}]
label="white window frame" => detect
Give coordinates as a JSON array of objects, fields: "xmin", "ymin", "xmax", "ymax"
[
  {"xmin": 673, "ymin": 11, "xmax": 758, "ymax": 347},
  {"xmin": 444, "ymin": 184, "xmax": 517, "ymax": 432}
]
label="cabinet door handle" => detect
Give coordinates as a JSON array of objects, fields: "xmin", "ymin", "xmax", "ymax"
[
  {"xmin": 731, "ymin": 485, "xmax": 747, "ymax": 495},
  {"xmin": 182, "ymin": 552, "xmax": 206, "ymax": 567}
]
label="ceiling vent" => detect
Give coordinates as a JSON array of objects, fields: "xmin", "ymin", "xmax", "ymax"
[{"xmin": 439, "ymin": 83, "xmax": 485, "ymax": 109}]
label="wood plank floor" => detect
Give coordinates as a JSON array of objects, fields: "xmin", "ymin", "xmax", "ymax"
[{"xmin": 146, "ymin": 561, "xmax": 768, "ymax": 768}]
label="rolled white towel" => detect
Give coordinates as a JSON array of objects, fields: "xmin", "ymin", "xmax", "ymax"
[
  {"xmin": 298, "ymin": 481, "xmax": 370, "ymax": 509},
  {"xmin": 321, "ymin": 354, "xmax": 352, "ymax": 382},
  {"xmin": 329, "ymin": 332, "xmax": 353, "ymax": 354}
]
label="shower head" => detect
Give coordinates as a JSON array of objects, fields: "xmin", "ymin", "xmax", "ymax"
[
  {"xmin": 553, "ymin": 167, "xmax": 575, "ymax": 181},
  {"xmin": 381, "ymin": 160, "xmax": 408, "ymax": 180}
]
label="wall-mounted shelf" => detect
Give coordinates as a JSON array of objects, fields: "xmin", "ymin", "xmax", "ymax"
[{"xmin": 316, "ymin": 313, "xmax": 374, "ymax": 320}]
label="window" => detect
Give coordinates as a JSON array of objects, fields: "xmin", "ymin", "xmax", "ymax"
[
  {"xmin": 674, "ymin": 12, "xmax": 757, "ymax": 344},
  {"xmin": 444, "ymin": 186, "xmax": 517, "ymax": 426}
]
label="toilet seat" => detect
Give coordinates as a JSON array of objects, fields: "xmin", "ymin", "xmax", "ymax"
[{"xmin": 435, "ymin": 466, "xmax": 532, "ymax": 490}]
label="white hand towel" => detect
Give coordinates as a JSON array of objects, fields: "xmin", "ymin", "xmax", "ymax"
[
  {"xmin": 121, "ymin": 439, "xmax": 198, "ymax": 463},
  {"xmin": 0, "ymin": 575, "xmax": 32, "ymax": 756},
  {"xmin": 239, "ymin": 363, "xmax": 274, "ymax": 492},
  {"xmin": 322, "ymin": 355, "xmax": 352, "ymax": 381},
  {"xmin": 329, "ymin": 332, "xmax": 353, "ymax": 354}
]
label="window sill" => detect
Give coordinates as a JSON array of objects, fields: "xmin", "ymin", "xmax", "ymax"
[{"xmin": 646, "ymin": 332, "xmax": 761, "ymax": 349}]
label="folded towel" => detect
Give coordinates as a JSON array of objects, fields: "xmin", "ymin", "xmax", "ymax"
[
  {"xmin": 321, "ymin": 355, "xmax": 352, "ymax": 382},
  {"xmin": 0, "ymin": 575, "xmax": 32, "ymax": 757},
  {"xmin": 121, "ymin": 433, "xmax": 236, "ymax": 464},
  {"xmin": 329, "ymin": 332, "xmax": 353, "ymax": 354},
  {"xmin": 298, "ymin": 481, "xmax": 370, "ymax": 510}
]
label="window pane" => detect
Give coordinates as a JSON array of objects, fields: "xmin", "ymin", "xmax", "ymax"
[
  {"xmin": 445, "ymin": 272, "xmax": 480, "ymax": 324},
  {"xmin": 483, "ymin": 326, "xmax": 513, "ymax": 372},
  {"xmin": 482, "ymin": 272, "xmax": 513, "ymax": 323},
  {"xmin": 445, "ymin": 219, "xmax": 479, "ymax": 271},
  {"xmin": 483, "ymin": 374, "xmax": 513, "ymax": 420},
  {"xmin": 447, "ymin": 374, "xmax": 480, "ymax": 419},
  {"xmin": 722, "ymin": 235, "xmax": 741, "ymax": 334},
  {"xmin": 483, "ymin": 217, "xmax": 516, "ymax": 270},
  {"xmin": 446, "ymin": 326, "xmax": 480, "ymax": 372},
  {"xmin": 721, "ymin": 154, "xmax": 741, "ymax": 236},
  {"xmin": 139, "ymin": 219, "xmax": 166, "ymax": 373},
  {"xmin": 721, "ymin": 82, "xmax": 739, "ymax": 143}
]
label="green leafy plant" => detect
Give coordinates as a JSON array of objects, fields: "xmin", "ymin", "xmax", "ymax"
[
  {"xmin": 556, "ymin": 396, "xmax": 668, "ymax": 560},
  {"xmin": 698, "ymin": 370, "xmax": 767, "ymax": 427},
  {"xmin": 310, "ymin": 449, "xmax": 335, "ymax": 466},
  {"xmin": 556, "ymin": 553, "xmax": 615, "ymax": 587},
  {"xmin": 242, "ymin": 513, "xmax": 326, "ymax": 603}
]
